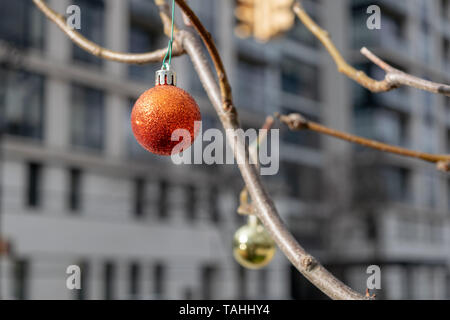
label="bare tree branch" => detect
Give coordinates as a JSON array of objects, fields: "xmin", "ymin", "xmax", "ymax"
[
  {"xmin": 174, "ymin": 1, "xmax": 367, "ymax": 300},
  {"xmin": 293, "ymin": 1, "xmax": 450, "ymax": 97},
  {"xmin": 361, "ymin": 48, "xmax": 450, "ymax": 96},
  {"xmin": 32, "ymin": 0, "xmax": 184, "ymax": 64},
  {"xmin": 34, "ymin": 0, "xmax": 368, "ymax": 300},
  {"xmin": 276, "ymin": 112, "xmax": 450, "ymax": 171},
  {"xmin": 174, "ymin": 0, "xmax": 234, "ymax": 112}
]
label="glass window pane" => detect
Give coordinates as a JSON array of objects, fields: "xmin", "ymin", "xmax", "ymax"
[
  {"xmin": 128, "ymin": 23, "xmax": 162, "ymax": 82},
  {"xmin": 235, "ymin": 55, "xmax": 266, "ymax": 111},
  {"xmin": 71, "ymin": 84, "xmax": 104, "ymax": 150},
  {"xmin": 281, "ymin": 58, "xmax": 319, "ymax": 101},
  {"xmin": 72, "ymin": 0, "xmax": 105, "ymax": 66},
  {"xmin": 0, "ymin": 67, "xmax": 44, "ymax": 140},
  {"xmin": 0, "ymin": 0, "xmax": 44, "ymax": 50}
]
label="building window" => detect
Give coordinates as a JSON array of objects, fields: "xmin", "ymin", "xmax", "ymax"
[
  {"xmin": 0, "ymin": 68, "xmax": 44, "ymax": 140},
  {"xmin": 196, "ymin": 0, "xmax": 216, "ymax": 39},
  {"xmin": 13, "ymin": 258, "xmax": 29, "ymax": 300},
  {"xmin": 72, "ymin": 0, "xmax": 104, "ymax": 66},
  {"xmin": 201, "ymin": 265, "xmax": 217, "ymax": 299},
  {"xmin": 103, "ymin": 261, "xmax": 115, "ymax": 300},
  {"xmin": 281, "ymin": 161, "xmax": 322, "ymax": 201},
  {"xmin": 209, "ymin": 187, "xmax": 220, "ymax": 223},
  {"xmin": 128, "ymin": 0, "xmax": 162, "ymax": 80},
  {"xmin": 184, "ymin": 287, "xmax": 194, "ymax": 300},
  {"xmin": 236, "ymin": 55, "xmax": 266, "ymax": 111},
  {"xmin": 444, "ymin": 39, "xmax": 450, "ymax": 69},
  {"xmin": 382, "ymin": 166, "xmax": 411, "ymax": 203},
  {"xmin": 352, "ymin": 5, "xmax": 407, "ymax": 52},
  {"xmin": 71, "ymin": 84, "xmax": 104, "ymax": 151},
  {"xmin": 281, "ymin": 57, "xmax": 319, "ymax": 101},
  {"xmin": 68, "ymin": 168, "xmax": 82, "ymax": 212},
  {"xmin": 354, "ymin": 107, "xmax": 409, "ymax": 148},
  {"xmin": 0, "ymin": 0, "xmax": 44, "ymax": 50},
  {"xmin": 129, "ymin": 262, "xmax": 141, "ymax": 299},
  {"xmin": 133, "ymin": 178, "xmax": 145, "ymax": 218},
  {"xmin": 236, "ymin": 266, "xmax": 247, "ymax": 299},
  {"xmin": 128, "ymin": 23, "xmax": 162, "ymax": 82},
  {"xmin": 186, "ymin": 185, "xmax": 196, "ymax": 222},
  {"xmin": 299, "ymin": 166, "xmax": 322, "ymax": 202},
  {"xmin": 424, "ymin": 172, "xmax": 437, "ymax": 209},
  {"xmin": 447, "ymin": 130, "xmax": 450, "ymax": 154},
  {"xmin": 442, "ymin": 0, "xmax": 450, "ymax": 19},
  {"xmin": 154, "ymin": 263, "xmax": 165, "ymax": 299},
  {"xmin": 258, "ymin": 269, "xmax": 268, "ymax": 299},
  {"xmin": 26, "ymin": 162, "xmax": 42, "ymax": 208},
  {"xmin": 130, "ymin": 0, "xmax": 161, "ymax": 21},
  {"xmin": 128, "ymin": 0, "xmax": 163, "ymax": 82},
  {"xmin": 158, "ymin": 180, "xmax": 168, "ymax": 219}
]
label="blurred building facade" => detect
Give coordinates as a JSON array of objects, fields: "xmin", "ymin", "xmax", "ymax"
[{"xmin": 0, "ymin": 0, "xmax": 449, "ymax": 300}]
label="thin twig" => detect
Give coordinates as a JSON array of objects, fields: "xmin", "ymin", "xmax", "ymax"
[
  {"xmin": 293, "ymin": 1, "xmax": 450, "ymax": 97},
  {"xmin": 361, "ymin": 48, "xmax": 450, "ymax": 96},
  {"xmin": 276, "ymin": 112, "xmax": 450, "ymax": 171},
  {"xmin": 293, "ymin": 1, "xmax": 393, "ymax": 92},
  {"xmin": 32, "ymin": 0, "xmax": 184, "ymax": 64}
]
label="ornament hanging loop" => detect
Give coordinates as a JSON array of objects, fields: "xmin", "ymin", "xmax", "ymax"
[
  {"xmin": 161, "ymin": 0, "xmax": 175, "ymax": 69},
  {"xmin": 158, "ymin": 0, "xmax": 176, "ymax": 86}
]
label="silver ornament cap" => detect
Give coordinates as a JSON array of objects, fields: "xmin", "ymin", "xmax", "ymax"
[{"xmin": 155, "ymin": 64, "xmax": 177, "ymax": 86}]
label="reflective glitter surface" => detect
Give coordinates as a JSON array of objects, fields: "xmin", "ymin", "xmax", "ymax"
[
  {"xmin": 232, "ymin": 223, "xmax": 276, "ymax": 269},
  {"xmin": 131, "ymin": 85, "xmax": 202, "ymax": 156}
]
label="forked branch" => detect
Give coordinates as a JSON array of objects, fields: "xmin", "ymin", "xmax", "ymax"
[{"xmin": 293, "ymin": 1, "xmax": 450, "ymax": 97}]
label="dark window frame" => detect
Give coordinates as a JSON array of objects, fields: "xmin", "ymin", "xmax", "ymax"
[{"xmin": 26, "ymin": 162, "xmax": 42, "ymax": 208}]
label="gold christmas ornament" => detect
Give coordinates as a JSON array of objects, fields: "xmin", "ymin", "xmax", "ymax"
[{"xmin": 232, "ymin": 215, "xmax": 276, "ymax": 269}]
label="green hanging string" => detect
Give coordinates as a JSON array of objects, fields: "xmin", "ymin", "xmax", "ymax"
[{"xmin": 162, "ymin": 0, "xmax": 175, "ymax": 69}]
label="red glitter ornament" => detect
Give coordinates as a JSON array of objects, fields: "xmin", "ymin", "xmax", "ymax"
[{"xmin": 131, "ymin": 66, "xmax": 201, "ymax": 156}]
